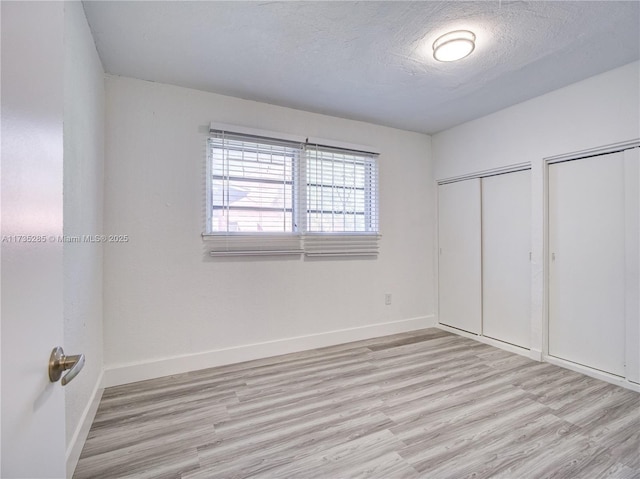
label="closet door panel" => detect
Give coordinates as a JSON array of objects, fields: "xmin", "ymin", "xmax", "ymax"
[
  {"xmin": 548, "ymin": 153, "xmax": 626, "ymax": 376},
  {"xmin": 438, "ymin": 179, "xmax": 482, "ymax": 334},
  {"xmin": 624, "ymin": 148, "xmax": 639, "ymax": 383},
  {"xmin": 482, "ymin": 170, "xmax": 531, "ymax": 348}
]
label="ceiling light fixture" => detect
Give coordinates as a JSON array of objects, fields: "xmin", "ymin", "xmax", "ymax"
[{"xmin": 433, "ymin": 30, "xmax": 476, "ymax": 62}]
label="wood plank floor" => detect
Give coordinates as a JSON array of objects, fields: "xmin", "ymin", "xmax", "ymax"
[{"xmin": 74, "ymin": 329, "xmax": 640, "ymax": 479}]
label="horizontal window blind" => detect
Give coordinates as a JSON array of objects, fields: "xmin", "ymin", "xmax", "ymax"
[
  {"xmin": 302, "ymin": 233, "xmax": 382, "ymax": 257},
  {"xmin": 301, "ymin": 145, "xmax": 380, "ymax": 256},
  {"xmin": 206, "ymin": 131, "xmax": 303, "ymax": 255},
  {"xmin": 204, "ymin": 233, "xmax": 303, "ymax": 256}
]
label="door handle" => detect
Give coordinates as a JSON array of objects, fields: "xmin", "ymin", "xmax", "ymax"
[{"xmin": 49, "ymin": 347, "xmax": 85, "ymax": 386}]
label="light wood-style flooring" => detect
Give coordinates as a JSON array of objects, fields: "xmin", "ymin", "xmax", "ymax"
[{"xmin": 74, "ymin": 329, "xmax": 640, "ymax": 479}]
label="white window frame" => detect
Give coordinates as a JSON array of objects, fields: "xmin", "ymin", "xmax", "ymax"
[{"xmin": 203, "ymin": 123, "xmax": 381, "ymax": 257}]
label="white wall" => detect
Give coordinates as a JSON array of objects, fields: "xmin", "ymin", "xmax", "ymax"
[
  {"xmin": 432, "ymin": 61, "xmax": 640, "ymax": 364},
  {"xmin": 433, "ymin": 62, "xmax": 640, "ymax": 181},
  {"xmin": 103, "ymin": 76, "xmax": 434, "ymax": 385},
  {"xmin": 63, "ymin": 2, "xmax": 105, "ymax": 474}
]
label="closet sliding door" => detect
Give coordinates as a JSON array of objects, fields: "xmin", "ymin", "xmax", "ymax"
[
  {"xmin": 482, "ymin": 170, "xmax": 531, "ymax": 348},
  {"xmin": 548, "ymin": 152, "xmax": 626, "ymax": 376},
  {"xmin": 438, "ymin": 179, "xmax": 482, "ymax": 334}
]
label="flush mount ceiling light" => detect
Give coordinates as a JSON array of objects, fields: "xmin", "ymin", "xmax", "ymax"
[{"xmin": 433, "ymin": 30, "xmax": 476, "ymax": 62}]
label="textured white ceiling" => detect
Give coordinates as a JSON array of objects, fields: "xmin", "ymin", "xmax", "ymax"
[{"xmin": 83, "ymin": 1, "xmax": 640, "ymax": 134}]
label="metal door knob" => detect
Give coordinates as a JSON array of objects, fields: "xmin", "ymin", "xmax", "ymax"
[{"xmin": 49, "ymin": 347, "xmax": 85, "ymax": 385}]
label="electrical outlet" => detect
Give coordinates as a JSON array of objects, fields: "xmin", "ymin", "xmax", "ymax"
[{"xmin": 385, "ymin": 293, "xmax": 392, "ymax": 305}]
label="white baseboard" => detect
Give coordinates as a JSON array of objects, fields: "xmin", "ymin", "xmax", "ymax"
[
  {"xmin": 435, "ymin": 323, "xmax": 640, "ymax": 393},
  {"xmin": 436, "ymin": 324, "xmax": 532, "ymax": 359},
  {"xmin": 66, "ymin": 370, "xmax": 104, "ymax": 479},
  {"xmin": 543, "ymin": 355, "xmax": 640, "ymax": 393},
  {"xmin": 104, "ymin": 315, "xmax": 435, "ymax": 387},
  {"xmin": 529, "ymin": 348, "xmax": 543, "ymax": 362}
]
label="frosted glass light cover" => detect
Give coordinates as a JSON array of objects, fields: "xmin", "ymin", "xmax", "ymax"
[{"xmin": 433, "ymin": 30, "xmax": 476, "ymax": 62}]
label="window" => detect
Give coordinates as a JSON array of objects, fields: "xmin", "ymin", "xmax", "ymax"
[{"xmin": 205, "ymin": 125, "xmax": 380, "ymax": 256}]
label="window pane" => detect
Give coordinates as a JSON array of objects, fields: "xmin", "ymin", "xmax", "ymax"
[
  {"xmin": 209, "ymin": 136, "xmax": 298, "ymax": 234},
  {"xmin": 211, "ymin": 209, "xmax": 292, "ymax": 233},
  {"xmin": 307, "ymin": 186, "xmax": 364, "ymax": 214},
  {"xmin": 212, "ymin": 179, "xmax": 292, "ymax": 209},
  {"xmin": 305, "ymin": 148, "xmax": 377, "ymax": 233},
  {"xmin": 306, "ymin": 212, "xmax": 365, "ymax": 233}
]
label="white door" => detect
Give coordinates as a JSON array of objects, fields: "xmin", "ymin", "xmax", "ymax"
[
  {"xmin": 548, "ymin": 153, "xmax": 626, "ymax": 376},
  {"xmin": 438, "ymin": 179, "xmax": 482, "ymax": 334},
  {"xmin": 1, "ymin": 2, "xmax": 67, "ymax": 477},
  {"xmin": 623, "ymin": 147, "xmax": 640, "ymax": 384},
  {"xmin": 482, "ymin": 170, "xmax": 531, "ymax": 348}
]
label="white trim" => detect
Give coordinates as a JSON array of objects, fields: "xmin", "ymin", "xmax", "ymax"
[
  {"xmin": 65, "ymin": 370, "xmax": 104, "ymax": 479},
  {"xmin": 205, "ymin": 135, "xmax": 212, "ymax": 234},
  {"xmin": 529, "ymin": 348, "xmax": 543, "ymax": 361},
  {"xmin": 544, "ymin": 355, "xmax": 640, "ymax": 393},
  {"xmin": 436, "ymin": 324, "xmax": 535, "ymax": 360},
  {"xmin": 208, "ymin": 121, "xmax": 306, "ymax": 144},
  {"xmin": 437, "ymin": 162, "xmax": 531, "ymax": 185},
  {"xmin": 544, "ymin": 138, "xmax": 640, "ymax": 165},
  {"xmin": 103, "ymin": 315, "xmax": 435, "ymax": 387},
  {"xmin": 437, "ymin": 324, "xmax": 639, "ymax": 392},
  {"xmin": 306, "ymin": 137, "xmax": 380, "ymax": 155}
]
